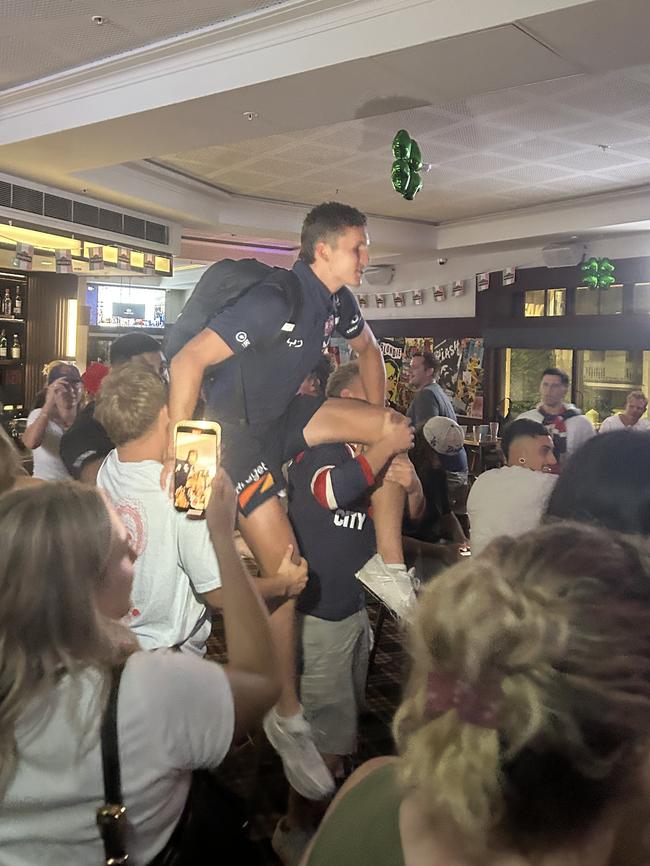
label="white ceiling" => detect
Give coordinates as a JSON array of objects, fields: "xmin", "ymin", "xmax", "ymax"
[
  {"xmin": 157, "ymin": 63, "xmax": 650, "ymax": 223},
  {"xmin": 4, "ymin": 0, "xmax": 650, "ymax": 257},
  {"xmin": 0, "ymin": 0, "xmax": 300, "ymax": 90}
]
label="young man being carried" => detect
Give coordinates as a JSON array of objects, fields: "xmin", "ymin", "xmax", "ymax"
[
  {"xmin": 167, "ymin": 202, "xmax": 414, "ymax": 799},
  {"xmin": 96, "ymin": 362, "xmax": 307, "ymax": 654},
  {"xmin": 273, "ymin": 361, "xmax": 422, "ymax": 863}
]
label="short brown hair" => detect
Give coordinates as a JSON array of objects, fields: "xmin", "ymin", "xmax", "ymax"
[
  {"xmin": 326, "ymin": 361, "xmax": 361, "ymax": 397},
  {"xmin": 299, "ymin": 202, "xmax": 367, "ymax": 264},
  {"xmin": 95, "ymin": 361, "xmax": 167, "ymax": 445},
  {"xmin": 413, "ymin": 352, "xmax": 440, "ymax": 375},
  {"xmin": 627, "ymin": 389, "xmax": 648, "ymax": 405}
]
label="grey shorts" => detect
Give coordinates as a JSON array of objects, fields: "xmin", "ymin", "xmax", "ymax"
[{"xmin": 298, "ymin": 608, "xmax": 370, "ymax": 756}]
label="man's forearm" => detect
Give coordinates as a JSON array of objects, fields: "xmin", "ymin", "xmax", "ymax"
[
  {"xmin": 407, "ymin": 487, "xmax": 425, "ymax": 522},
  {"xmin": 357, "ymin": 342, "xmax": 386, "ymax": 407},
  {"xmin": 168, "ymin": 354, "xmax": 204, "ymax": 446}
]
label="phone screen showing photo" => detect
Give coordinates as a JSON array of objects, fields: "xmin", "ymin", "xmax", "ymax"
[{"xmin": 173, "ymin": 423, "xmax": 221, "ymax": 515}]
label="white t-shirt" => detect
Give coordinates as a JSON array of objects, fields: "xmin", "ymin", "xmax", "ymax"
[
  {"xmin": 599, "ymin": 414, "xmax": 650, "ymax": 434},
  {"xmin": 467, "ymin": 465, "xmax": 557, "ymax": 555},
  {"xmin": 97, "ymin": 451, "xmax": 221, "ymax": 654},
  {"xmin": 26, "ymin": 409, "xmax": 70, "ymax": 480},
  {"xmin": 516, "ymin": 406, "xmax": 595, "ymax": 458},
  {"xmin": 0, "ymin": 651, "xmax": 234, "ymax": 866}
]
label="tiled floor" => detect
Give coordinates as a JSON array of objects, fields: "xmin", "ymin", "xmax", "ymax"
[{"xmin": 206, "ymin": 599, "xmax": 406, "ymax": 865}]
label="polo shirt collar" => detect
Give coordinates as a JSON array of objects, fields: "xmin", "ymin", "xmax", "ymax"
[{"xmin": 293, "ymin": 259, "xmax": 339, "ymax": 305}]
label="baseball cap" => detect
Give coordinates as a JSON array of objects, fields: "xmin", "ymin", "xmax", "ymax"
[
  {"xmin": 109, "ymin": 333, "xmax": 163, "ymax": 366},
  {"xmin": 47, "ymin": 363, "xmax": 82, "ymax": 385},
  {"xmin": 423, "ymin": 416, "xmax": 464, "ymax": 455}
]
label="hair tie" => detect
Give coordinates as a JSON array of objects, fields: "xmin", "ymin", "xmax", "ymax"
[{"xmin": 425, "ymin": 670, "xmax": 502, "ymax": 729}]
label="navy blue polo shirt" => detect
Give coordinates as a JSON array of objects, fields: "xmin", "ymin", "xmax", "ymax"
[
  {"xmin": 206, "ymin": 260, "xmax": 365, "ymax": 425},
  {"xmin": 288, "ymin": 443, "xmax": 375, "ymax": 621}
]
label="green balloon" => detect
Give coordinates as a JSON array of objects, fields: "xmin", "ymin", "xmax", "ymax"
[
  {"xmin": 584, "ymin": 274, "xmax": 599, "ymax": 289},
  {"xmin": 600, "ymin": 259, "xmax": 615, "ymax": 274},
  {"xmin": 408, "ymin": 139, "xmax": 423, "ymax": 172},
  {"xmin": 582, "ymin": 257, "xmax": 599, "ymax": 274},
  {"xmin": 392, "ymin": 129, "xmax": 412, "ymax": 161},
  {"xmin": 403, "ymin": 170, "xmax": 422, "ymax": 201},
  {"xmin": 391, "ymin": 158, "xmax": 411, "ymax": 194},
  {"xmin": 599, "ymin": 274, "xmax": 615, "ymax": 289}
]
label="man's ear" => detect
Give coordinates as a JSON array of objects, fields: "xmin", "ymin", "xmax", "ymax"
[{"xmin": 314, "ymin": 239, "xmax": 331, "ymax": 264}]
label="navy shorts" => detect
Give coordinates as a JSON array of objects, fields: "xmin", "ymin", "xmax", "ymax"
[{"xmin": 219, "ymin": 395, "xmax": 324, "ymax": 516}]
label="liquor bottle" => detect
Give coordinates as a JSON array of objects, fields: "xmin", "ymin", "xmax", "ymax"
[
  {"xmin": 13, "ymin": 286, "xmax": 22, "ymax": 317},
  {"xmin": 10, "ymin": 334, "xmax": 20, "ymax": 359},
  {"xmin": 1, "ymin": 288, "xmax": 11, "ymax": 318},
  {"xmin": 0, "ymin": 330, "xmax": 6, "ymax": 359}
]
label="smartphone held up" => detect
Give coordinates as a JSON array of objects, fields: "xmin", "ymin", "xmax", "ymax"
[{"xmin": 173, "ymin": 420, "xmax": 221, "ymax": 516}]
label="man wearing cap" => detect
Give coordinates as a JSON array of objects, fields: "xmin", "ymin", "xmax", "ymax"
[
  {"xmin": 59, "ymin": 333, "xmax": 167, "ymax": 483},
  {"xmin": 406, "ymin": 352, "xmax": 469, "ymax": 529},
  {"xmin": 406, "ymin": 415, "xmax": 469, "ymax": 555},
  {"xmin": 23, "ymin": 362, "xmax": 83, "ymax": 480}
]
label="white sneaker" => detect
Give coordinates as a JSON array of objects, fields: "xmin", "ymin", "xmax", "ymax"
[
  {"xmin": 263, "ymin": 708, "xmax": 335, "ymax": 801},
  {"xmin": 356, "ymin": 553, "xmax": 417, "ymax": 621},
  {"xmin": 271, "ymin": 817, "xmax": 314, "ymax": 866}
]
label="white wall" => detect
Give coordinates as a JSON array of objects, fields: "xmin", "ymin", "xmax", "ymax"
[{"xmin": 363, "ymin": 230, "xmax": 650, "ymax": 320}]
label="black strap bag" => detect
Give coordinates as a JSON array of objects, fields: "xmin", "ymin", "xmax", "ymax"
[{"xmin": 97, "ymin": 664, "xmax": 260, "ymax": 865}]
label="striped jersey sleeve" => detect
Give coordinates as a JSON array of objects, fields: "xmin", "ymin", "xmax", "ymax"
[{"xmin": 305, "ymin": 445, "xmax": 375, "ymax": 511}]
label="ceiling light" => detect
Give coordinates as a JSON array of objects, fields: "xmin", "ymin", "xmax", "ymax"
[
  {"xmin": 91, "ymin": 15, "xmax": 106, "ymax": 25},
  {"xmin": 242, "ymin": 111, "xmax": 258, "ymax": 121}
]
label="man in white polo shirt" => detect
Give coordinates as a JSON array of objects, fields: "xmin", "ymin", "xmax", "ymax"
[
  {"xmin": 599, "ymin": 390, "xmax": 650, "ymax": 433},
  {"xmin": 468, "ymin": 419, "xmax": 557, "ymax": 555}
]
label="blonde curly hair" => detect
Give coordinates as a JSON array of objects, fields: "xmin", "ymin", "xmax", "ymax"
[
  {"xmin": 393, "ymin": 523, "xmax": 650, "ymax": 854},
  {"xmin": 95, "ymin": 360, "xmax": 167, "ymax": 446}
]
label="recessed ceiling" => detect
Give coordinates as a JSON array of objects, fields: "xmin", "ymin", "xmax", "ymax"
[
  {"xmin": 157, "ymin": 63, "xmax": 650, "ymax": 223},
  {"xmin": 0, "ymin": 0, "xmax": 305, "ymax": 90}
]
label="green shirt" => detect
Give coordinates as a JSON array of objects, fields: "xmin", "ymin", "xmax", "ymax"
[{"xmin": 305, "ymin": 763, "xmax": 405, "ymax": 866}]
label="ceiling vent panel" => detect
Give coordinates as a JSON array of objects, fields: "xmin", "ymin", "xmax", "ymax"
[
  {"xmin": 99, "ymin": 208, "xmax": 123, "ymax": 234},
  {"xmin": 145, "ymin": 221, "xmax": 167, "ymax": 245},
  {"xmin": 73, "ymin": 201, "xmax": 99, "ymax": 228},
  {"xmin": 44, "ymin": 194, "xmax": 72, "ymax": 222},
  {"xmin": 123, "ymin": 215, "xmax": 146, "ymax": 239},
  {"xmin": 12, "ymin": 185, "xmax": 44, "ymax": 215},
  {"xmin": 0, "ymin": 178, "xmax": 171, "ymax": 250}
]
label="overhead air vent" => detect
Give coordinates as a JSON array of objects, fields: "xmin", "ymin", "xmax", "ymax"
[
  {"xmin": 44, "ymin": 194, "xmax": 73, "ymax": 221},
  {"xmin": 12, "ymin": 185, "xmax": 44, "ymax": 215},
  {"xmin": 99, "ymin": 208, "xmax": 122, "ymax": 233},
  {"xmin": 73, "ymin": 201, "xmax": 99, "ymax": 228},
  {"xmin": 0, "ymin": 178, "xmax": 170, "ymax": 248},
  {"xmin": 123, "ymin": 214, "xmax": 146, "ymax": 239}
]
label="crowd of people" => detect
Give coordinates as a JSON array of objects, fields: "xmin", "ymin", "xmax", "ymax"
[{"xmin": 2, "ymin": 201, "xmax": 650, "ymax": 866}]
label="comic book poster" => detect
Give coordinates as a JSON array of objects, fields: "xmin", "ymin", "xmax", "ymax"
[
  {"xmin": 393, "ymin": 337, "xmax": 435, "ymax": 413},
  {"xmin": 378, "ymin": 338, "xmax": 405, "ymax": 408},
  {"xmin": 433, "ymin": 337, "xmax": 484, "ymax": 418}
]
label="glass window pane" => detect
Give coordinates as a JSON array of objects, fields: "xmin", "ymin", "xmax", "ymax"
[
  {"xmin": 524, "ymin": 290, "xmax": 546, "ymax": 317},
  {"xmin": 508, "ymin": 348, "xmax": 573, "ymax": 416},
  {"xmin": 581, "ymin": 350, "xmax": 644, "ymax": 423},
  {"xmin": 575, "ymin": 285, "xmax": 599, "ymax": 315},
  {"xmin": 599, "ymin": 284, "xmax": 623, "ymax": 315},
  {"xmin": 633, "ymin": 283, "xmax": 650, "ymax": 314},
  {"xmin": 546, "ymin": 288, "xmax": 566, "ymax": 317}
]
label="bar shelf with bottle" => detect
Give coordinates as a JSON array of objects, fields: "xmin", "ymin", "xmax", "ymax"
[{"xmin": 0, "ymin": 274, "xmax": 27, "ymax": 425}]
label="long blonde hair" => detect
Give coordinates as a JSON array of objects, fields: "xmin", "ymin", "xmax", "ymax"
[
  {"xmin": 0, "ymin": 427, "xmax": 27, "ymax": 495},
  {"xmin": 393, "ymin": 523, "xmax": 650, "ymax": 853},
  {"xmin": 0, "ymin": 482, "xmax": 126, "ymax": 797}
]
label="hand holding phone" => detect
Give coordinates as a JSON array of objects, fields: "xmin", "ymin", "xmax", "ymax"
[{"xmin": 173, "ymin": 420, "xmax": 221, "ymax": 516}]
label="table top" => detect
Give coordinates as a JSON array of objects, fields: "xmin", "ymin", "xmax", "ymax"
[{"xmin": 464, "ymin": 437, "xmax": 501, "ymax": 447}]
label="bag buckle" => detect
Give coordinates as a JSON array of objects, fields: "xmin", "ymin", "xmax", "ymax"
[{"xmin": 97, "ymin": 804, "xmax": 129, "ymax": 864}]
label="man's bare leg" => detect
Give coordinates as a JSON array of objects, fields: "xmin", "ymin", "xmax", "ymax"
[
  {"xmin": 304, "ymin": 397, "xmax": 410, "ymax": 564},
  {"xmin": 237, "ymin": 495, "xmax": 335, "ymax": 800},
  {"xmin": 237, "ymin": 496, "xmax": 301, "ymax": 716}
]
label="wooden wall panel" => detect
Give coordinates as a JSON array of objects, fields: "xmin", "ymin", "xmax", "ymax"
[{"xmin": 25, "ymin": 274, "xmax": 78, "ymax": 409}]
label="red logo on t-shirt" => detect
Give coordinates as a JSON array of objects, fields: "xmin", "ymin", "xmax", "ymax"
[{"xmin": 115, "ymin": 499, "xmax": 148, "ymax": 557}]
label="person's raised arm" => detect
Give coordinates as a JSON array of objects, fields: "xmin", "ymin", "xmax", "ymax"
[
  {"xmin": 347, "ymin": 324, "xmax": 386, "ymax": 407},
  {"xmin": 22, "ymin": 382, "xmax": 64, "ymax": 450},
  {"xmin": 205, "ymin": 469, "xmax": 281, "ymax": 739},
  {"xmin": 163, "ymin": 329, "xmax": 235, "ymax": 485}
]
